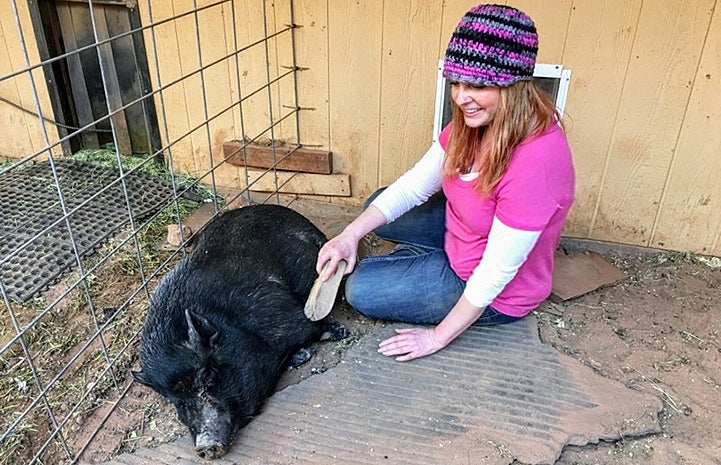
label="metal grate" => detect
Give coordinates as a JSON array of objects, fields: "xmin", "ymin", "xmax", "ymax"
[{"xmin": 101, "ymin": 316, "xmax": 663, "ymax": 465}]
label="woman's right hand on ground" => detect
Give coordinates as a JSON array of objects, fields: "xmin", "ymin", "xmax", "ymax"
[{"xmin": 316, "ymin": 231, "xmax": 359, "ymax": 281}]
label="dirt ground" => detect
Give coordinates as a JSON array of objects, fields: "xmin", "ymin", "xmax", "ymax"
[
  {"xmin": 77, "ymin": 232, "xmax": 720, "ymax": 465},
  {"xmin": 537, "ymin": 241, "xmax": 721, "ymax": 465}
]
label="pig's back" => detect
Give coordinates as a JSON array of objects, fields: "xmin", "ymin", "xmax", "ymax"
[
  {"xmin": 189, "ymin": 205, "xmax": 325, "ymax": 295},
  {"xmin": 147, "ymin": 204, "xmax": 326, "ymax": 353}
]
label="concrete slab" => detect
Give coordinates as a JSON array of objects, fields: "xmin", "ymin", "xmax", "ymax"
[{"xmin": 100, "ymin": 316, "xmax": 662, "ymax": 465}]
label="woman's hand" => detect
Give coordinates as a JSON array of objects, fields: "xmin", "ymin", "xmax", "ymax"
[
  {"xmin": 316, "ymin": 205, "xmax": 388, "ymax": 281},
  {"xmin": 378, "ymin": 296, "xmax": 485, "ymax": 362},
  {"xmin": 378, "ymin": 327, "xmax": 445, "ymax": 362},
  {"xmin": 316, "ymin": 231, "xmax": 359, "ymax": 280}
]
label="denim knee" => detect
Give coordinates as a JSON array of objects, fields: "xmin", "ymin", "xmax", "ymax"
[
  {"xmin": 342, "ymin": 251, "xmax": 465, "ymax": 324},
  {"xmin": 344, "ymin": 270, "xmax": 372, "ymax": 317}
]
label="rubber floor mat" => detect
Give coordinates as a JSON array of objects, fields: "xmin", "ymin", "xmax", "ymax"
[
  {"xmin": 0, "ymin": 160, "xmax": 177, "ymax": 302},
  {"xmin": 100, "ymin": 315, "xmax": 663, "ymax": 465}
]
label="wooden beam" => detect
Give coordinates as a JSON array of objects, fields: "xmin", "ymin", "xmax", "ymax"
[
  {"xmin": 242, "ymin": 169, "xmax": 350, "ymax": 196},
  {"xmin": 224, "ymin": 140, "xmax": 332, "ymax": 174},
  {"xmin": 56, "ymin": 4, "xmax": 99, "ymax": 149},
  {"xmin": 64, "ymin": 0, "xmax": 137, "ymax": 6},
  {"xmin": 92, "ymin": 4, "xmax": 132, "ymax": 155}
]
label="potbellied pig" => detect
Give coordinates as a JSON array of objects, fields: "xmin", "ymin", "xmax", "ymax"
[{"xmin": 132, "ymin": 204, "xmax": 347, "ymax": 459}]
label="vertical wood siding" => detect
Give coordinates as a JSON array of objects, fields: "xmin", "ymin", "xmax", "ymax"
[
  {"xmin": 136, "ymin": 0, "xmax": 295, "ymax": 187},
  {"xmin": 0, "ymin": 1, "xmax": 58, "ymax": 159},
  {"xmin": 327, "ymin": 0, "xmax": 384, "ymax": 200},
  {"xmin": 559, "ymin": 0, "xmax": 642, "ymax": 241},
  {"xmin": 651, "ymin": 3, "xmax": 721, "ymax": 254},
  {"xmin": 289, "ymin": 0, "xmax": 721, "ymax": 256},
  {"xmin": 590, "ymin": 0, "xmax": 714, "ymax": 248},
  {"xmin": 2, "ymin": 0, "xmax": 720, "ymax": 255},
  {"xmin": 377, "ymin": 1, "xmax": 443, "ymax": 186}
]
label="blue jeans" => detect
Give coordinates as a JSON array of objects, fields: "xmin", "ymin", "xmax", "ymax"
[{"xmin": 344, "ymin": 189, "xmax": 522, "ymax": 326}]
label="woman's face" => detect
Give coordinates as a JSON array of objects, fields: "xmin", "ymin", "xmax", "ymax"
[{"xmin": 450, "ymin": 82, "xmax": 501, "ymax": 128}]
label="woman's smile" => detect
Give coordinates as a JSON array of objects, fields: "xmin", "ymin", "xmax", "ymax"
[{"xmin": 451, "ymin": 83, "xmax": 500, "ymax": 128}]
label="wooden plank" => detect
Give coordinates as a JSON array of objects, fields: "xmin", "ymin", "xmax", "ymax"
[
  {"xmin": 210, "ymin": 162, "xmax": 243, "ymax": 192},
  {"xmin": 195, "ymin": 0, "xmax": 235, "ymax": 160},
  {"xmin": 23, "ymin": 0, "xmax": 76, "ymax": 154},
  {"xmin": 223, "ymin": 140, "xmax": 332, "ymax": 174},
  {"xmin": 0, "ymin": 1, "xmax": 60, "ymax": 156},
  {"xmin": 590, "ymin": 0, "xmax": 714, "ymax": 246},
  {"xmin": 127, "ymin": 5, "xmax": 162, "ymax": 157},
  {"xmin": 0, "ymin": 3, "xmax": 36, "ymax": 157},
  {"xmin": 292, "ymin": 0, "xmax": 330, "ymax": 149},
  {"xmin": 64, "ymin": 0, "xmax": 136, "ymax": 5},
  {"xmin": 171, "ymin": 0, "xmax": 206, "ymax": 174},
  {"xmin": 248, "ymin": 0, "xmax": 285, "ymax": 143},
  {"xmin": 328, "ymin": 0, "xmax": 383, "ymax": 200},
  {"xmin": 651, "ymin": 3, "xmax": 721, "ymax": 256},
  {"xmin": 56, "ymin": 3, "xmax": 100, "ymax": 148},
  {"xmin": 92, "ymin": 3, "xmax": 132, "ymax": 154},
  {"xmin": 558, "ymin": 1, "xmax": 642, "ymax": 238},
  {"xmin": 139, "ymin": 0, "xmax": 196, "ymax": 174},
  {"xmin": 228, "ymin": 0, "xmax": 274, "ymax": 141},
  {"xmin": 215, "ymin": 164, "xmax": 349, "ymax": 196},
  {"xmin": 246, "ymin": 170, "xmax": 349, "ymax": 196},
  {"xmin": 271, "ymin": 0, "xmax": 299, "ymax": 143},
  {"xmin": 378, "ymin": 1, "xmax": 444, "ymax": 185},
  {"xmin": 104, "ymin": 4, "xmax": 151, "ymax": 154},
  {"xmin": 65, "ymin": 2, "xmax": 126, "ymax": 151},
  {"xmin": 221, "ymin": 1, "xmax": 245, "ymax": 146}
]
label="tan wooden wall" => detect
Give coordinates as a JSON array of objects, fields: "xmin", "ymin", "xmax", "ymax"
[
  {"xmin": 291, "ymin": 0, "xmax": 721, "ymax": 257},
  {"xmin": 0, "ymin": 2, "xmax": 59, "ymax": 160},
  {"xmin": 2, "ymin": 0, "xmax": 720, "ymax": 256}
]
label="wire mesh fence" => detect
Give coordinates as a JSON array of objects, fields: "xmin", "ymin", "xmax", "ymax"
[{"xmin": 0, "ymin": 1, "xmax": 305, "ymax": 463}]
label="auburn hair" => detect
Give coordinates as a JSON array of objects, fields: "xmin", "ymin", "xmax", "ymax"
[{"xmin": 443, "ymin": 81, "xmax": 562, "ymax": 196}]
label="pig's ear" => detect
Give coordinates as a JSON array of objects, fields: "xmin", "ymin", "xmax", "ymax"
[
  {"xmin": 184, "ymin": 309, "xmax": 219, "ymax": 351},
  {"xmin": 131, "ymin": 370, "xmax": 151, "ymax": 386}
]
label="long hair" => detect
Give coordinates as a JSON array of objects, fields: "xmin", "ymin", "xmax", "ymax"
[{"xmin": 444, "ymin": 81, "xmax": 562, "ymax": 196}]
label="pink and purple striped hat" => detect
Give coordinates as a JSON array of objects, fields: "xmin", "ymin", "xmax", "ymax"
[{"xmin": 443, "ymin": 4, "xmax": 538, "ymax": 87}]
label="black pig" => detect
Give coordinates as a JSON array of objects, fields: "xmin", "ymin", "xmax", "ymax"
[{"xmin": 132, "ymin": 204, "xmax": 346, "ymax": 459}]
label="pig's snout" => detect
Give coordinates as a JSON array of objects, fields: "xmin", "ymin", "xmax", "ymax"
[
  {"xmin": 193, "ymin": 400, "xmax": 231, "ymax": 459},
  {"xmin": 195, "ymin": 432, "xmax": 227, "ymax": 459}
]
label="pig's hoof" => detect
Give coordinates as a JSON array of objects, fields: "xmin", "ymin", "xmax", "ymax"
[
  {"xmin": 320, "ymin": 322, "xmax": 349, "ymax": 342},
  {"xmin": 289, "ymin": 347, "xmax": 314, "ymax": 368}
]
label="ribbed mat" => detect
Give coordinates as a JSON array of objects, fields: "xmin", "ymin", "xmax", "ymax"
[
  {"xmin": 100, "ymin": 315, "xmax": 662, "ymax": 465},
  {"xmin": 0, "ymin": 160, "xmax": 177, "ymax": 302}
]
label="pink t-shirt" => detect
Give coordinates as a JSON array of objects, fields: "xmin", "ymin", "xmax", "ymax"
[{"xmin": 439, "ymin": 123, "xmax": 575, "ymax": 316}]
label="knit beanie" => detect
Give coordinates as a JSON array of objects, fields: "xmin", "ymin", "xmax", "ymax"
[{"xmin": 443, "ymin": 4, "xmax": 538, "ymax": 87}]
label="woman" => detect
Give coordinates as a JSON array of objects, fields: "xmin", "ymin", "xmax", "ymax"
[{"xmin": 316, "ymin": 4, "xmax": 575, "ymax": 362}]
